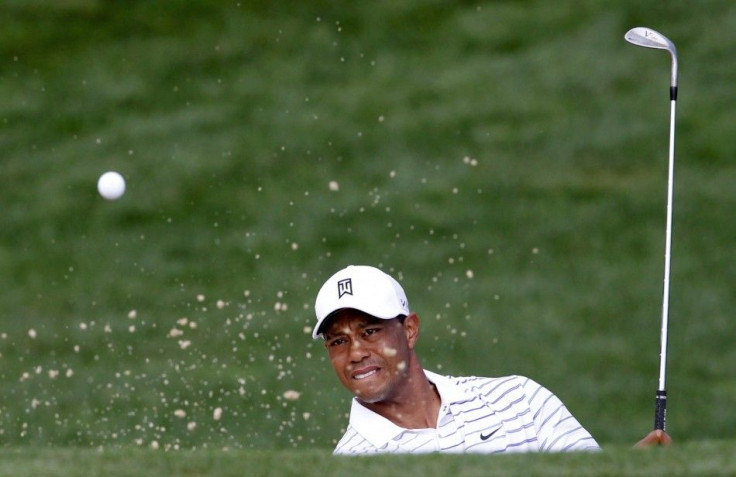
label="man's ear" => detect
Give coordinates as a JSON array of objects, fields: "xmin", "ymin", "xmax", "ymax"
[{"xmin": 404, "ymin": 313, "xmax": 420, "ymax": 349}]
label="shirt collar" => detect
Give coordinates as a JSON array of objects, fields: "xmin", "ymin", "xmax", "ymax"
[
  {"xmin": 423, "ymin": 369, "xmax": 467, "ymax": 404},
  {"xmin": 347, "ymin": 369, "xmax": 465, "ymax": 449},
  {"xmin": 348, "ymin": 398, "xmax": 406, "ymax": 448}
]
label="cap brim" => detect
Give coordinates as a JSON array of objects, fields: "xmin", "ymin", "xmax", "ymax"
[
  {"xmin": 312, "ymin": 308, "xmax": 409, "ymax": 339},
  {"xmin": 312, "ymin": 309, "xmax": 342, "ymax": 339}
]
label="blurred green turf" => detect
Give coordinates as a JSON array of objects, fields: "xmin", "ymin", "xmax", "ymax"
[
  {"xmin": 1, "ymin": 0, "xmax": 735, "ymax": 452},
  {"xmin": 2, "ymin": 442, "xmax": 736, "ymax": 477}
]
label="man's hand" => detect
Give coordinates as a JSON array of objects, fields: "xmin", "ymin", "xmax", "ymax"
[{"xmin": 635, "ymin": 429, "xmax": 672, "ymax": 448}]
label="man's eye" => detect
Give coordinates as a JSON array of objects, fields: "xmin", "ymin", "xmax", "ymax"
[
  {"xmin": 364, "ymin": 328, "xmax": 380, "ymax": 336},
  {"xmin": 327, "ymin": 338, "xmax": 345, "ymax": 347}
]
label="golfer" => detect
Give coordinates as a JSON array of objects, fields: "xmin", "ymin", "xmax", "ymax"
[{"xmin": 313, "ymin": 265, "xmax": 670, "ymax": 454}]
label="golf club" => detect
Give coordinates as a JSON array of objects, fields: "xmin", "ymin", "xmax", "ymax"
[{"xmin": 624, "ymin": 26, "xmax": 678, "ymax": 432}]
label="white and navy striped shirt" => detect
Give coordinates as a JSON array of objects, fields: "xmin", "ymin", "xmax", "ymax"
[{"xmin": 333, "ymin": 370, "xmax": 600, "ymax": 455}]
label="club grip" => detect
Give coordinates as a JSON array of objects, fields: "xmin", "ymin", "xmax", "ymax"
[{"xmin": 654, "ymin": 390, "xmax": 667, "ymax": 430}]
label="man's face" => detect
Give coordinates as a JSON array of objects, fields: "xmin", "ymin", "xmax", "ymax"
[{"xmin": 322, "ymin": 310, "xmax": 417, "ymax": 404}]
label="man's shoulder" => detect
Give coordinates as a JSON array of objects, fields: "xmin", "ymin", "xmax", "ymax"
[
  {"xmin": 436, "ymin": 372, "xmax": 532, "ymax": 389},
  {"xmin": 427, "ymin": 373, "xmax": 546, "ymax": 403}
]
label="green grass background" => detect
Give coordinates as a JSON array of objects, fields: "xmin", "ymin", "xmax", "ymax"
[{"xmin": 1, "ymin": 0, "xmax": 735, "ymax": 470}]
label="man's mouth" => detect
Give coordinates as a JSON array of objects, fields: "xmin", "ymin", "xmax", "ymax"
[{"xmin": 352, "ymin": 367, "xmax": 379, "ymax": 380}]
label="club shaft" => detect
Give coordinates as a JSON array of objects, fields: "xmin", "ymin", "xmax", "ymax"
[
  {"xmin": 658, "ymin": 97, "xmax": 676, "ymax": 392},
  {"xmin": 654, "ymin": 95, "xmax": 677, "ymax": 433}
]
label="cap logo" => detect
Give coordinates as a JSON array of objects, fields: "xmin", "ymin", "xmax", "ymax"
[{"xmin": 337, "ymin": 278, "xmax": 353, "ymax": 298}]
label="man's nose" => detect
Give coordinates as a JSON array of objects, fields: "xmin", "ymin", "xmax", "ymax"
[{"xmin": 349, "ymin": 339, "xmax": 370, "ymax": 361}]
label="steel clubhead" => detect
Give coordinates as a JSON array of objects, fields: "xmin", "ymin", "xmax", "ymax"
[
  {"xmin": 625, "ymin": 27, "xmax": 676, "ymax": 54},
  {"xmin": 625, "ymin": 27, "xmax": 678, "ymax": 89}
]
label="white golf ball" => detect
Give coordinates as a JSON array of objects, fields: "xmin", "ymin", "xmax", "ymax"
[{"xmin": 97, "ymin": 171, "xmax": 126, "ymax": 200}]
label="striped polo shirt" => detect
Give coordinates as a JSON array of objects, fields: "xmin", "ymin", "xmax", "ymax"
[{"xmin": 333, "ymin": 370, "xmax": 600, "ymax": 455}]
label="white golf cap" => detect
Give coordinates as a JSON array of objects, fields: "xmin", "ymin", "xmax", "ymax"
[{"xmin": 313, "ymin": 265, "xmax": 410, "ymax": 339}]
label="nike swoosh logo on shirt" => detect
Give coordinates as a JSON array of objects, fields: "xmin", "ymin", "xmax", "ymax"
[{"xmin": 480, "ymin": 427, "xmax": 501, "ymax": 441}]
